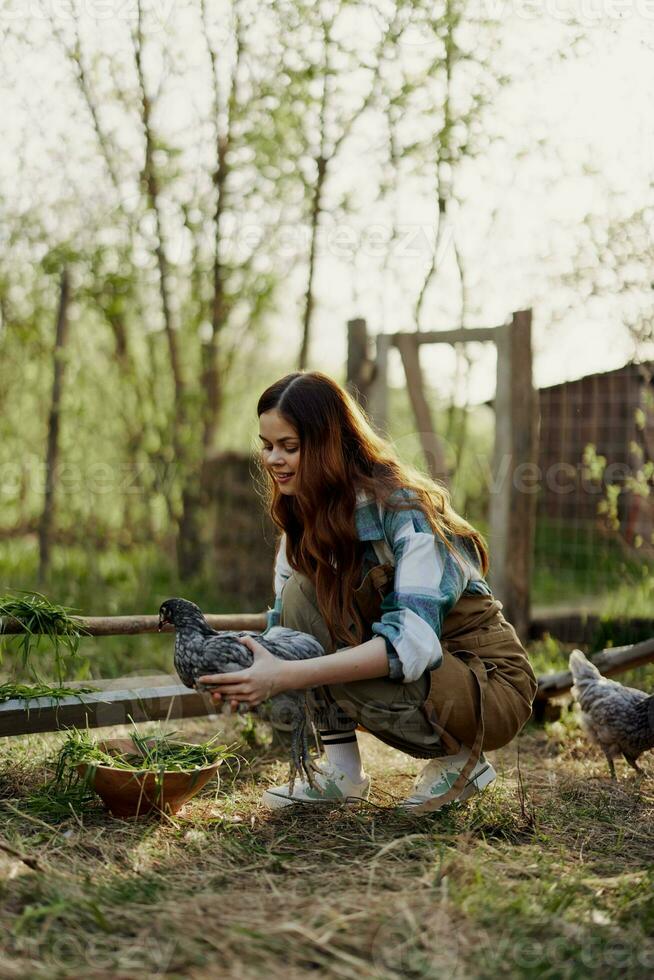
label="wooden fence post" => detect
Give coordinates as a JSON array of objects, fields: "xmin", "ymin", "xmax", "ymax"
[
  {"xmin": 395, "ymin": 332, "xmax": 449, "ymax": 485},
  {"xmin": 346, "ymin": 318, "xmax": 374, "ymax": 404},
  {"xmin": 488, "ymin": 309, "xmax": 538, "ymax": 641},
  {"xmin": 347, "ymin": 318, "xmax": 392, "ymax": 437},
  {"xmin": 367, "ymin": 332, "xmax": 390, "ymax": 437}
]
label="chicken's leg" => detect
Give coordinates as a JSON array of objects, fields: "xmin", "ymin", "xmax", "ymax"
[
  {"xmin": 288, "ymin": 705, "xmax": 320, "ymax": 795},
  {"xmin": 602, "ymin": 748, "xmax": 617, "ymax": 780}
]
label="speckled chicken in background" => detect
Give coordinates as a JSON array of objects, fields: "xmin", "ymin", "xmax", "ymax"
[
  {"xmin": 158, "ymin": 598, "xmax": 325, "ymax": 791},
  {"xmin": 569, "ymin": 649, "xmax": 654, "ymax": 778}
]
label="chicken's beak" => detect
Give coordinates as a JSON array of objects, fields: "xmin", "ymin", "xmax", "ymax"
[{"xmin": 157, "ymin": 614, "xmax": 166, "ymax": 632}]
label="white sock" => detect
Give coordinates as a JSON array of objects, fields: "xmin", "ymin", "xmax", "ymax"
[{"xmin": 319, "ymin": 730, "xmax": 365, "ymax": 783}]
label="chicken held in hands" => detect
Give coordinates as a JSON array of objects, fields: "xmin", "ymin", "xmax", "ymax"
[{"xmin": 158, "ymin": 597, "xmax": 325, "ymax": 792}]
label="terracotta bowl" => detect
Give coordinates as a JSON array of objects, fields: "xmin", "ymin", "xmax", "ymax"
[{"xmin": 77, "ymin": 738, "xmax": 222, "ymax": 819}]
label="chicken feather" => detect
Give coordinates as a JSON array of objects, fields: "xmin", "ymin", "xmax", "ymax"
[
  {"xmin": 569, "ymin": 649, "xmax": 654, "ymax": 778},
  {"xmin": 159, "ymin": 598, "xmax": 325, "ymax": 792}
]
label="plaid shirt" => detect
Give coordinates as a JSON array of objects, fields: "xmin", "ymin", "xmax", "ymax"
[{"xmin": 264, "ymin": 487, "xmax": 491, "ymax": 683}]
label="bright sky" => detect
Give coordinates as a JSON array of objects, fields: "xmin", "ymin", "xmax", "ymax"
[
  {"xmin": 2, "ymin": 0, "xmax": 653, "ymax": 404},
  {"xmin": 306, "ymin": 5, "xmax": 654, "ymax": 400}
]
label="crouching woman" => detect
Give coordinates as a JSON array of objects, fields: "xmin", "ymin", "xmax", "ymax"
[{"xmin": 201, "ymin": 371, "xmax": 538, "ymax": 812}]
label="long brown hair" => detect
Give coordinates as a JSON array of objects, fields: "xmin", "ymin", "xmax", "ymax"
[{"xmin": 256, "ymin": 371, "xmax": 488, "ymax": 648}]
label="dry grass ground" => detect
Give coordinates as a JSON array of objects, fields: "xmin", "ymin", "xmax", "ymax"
[{"xmin": 0, "ymin": 712, "xmax": 653, "ymax": 980}]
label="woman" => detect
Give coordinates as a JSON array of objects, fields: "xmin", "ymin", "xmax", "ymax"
[{"xmin": 200, "ymin": 371, "xmax": 537, "ymax": 812}]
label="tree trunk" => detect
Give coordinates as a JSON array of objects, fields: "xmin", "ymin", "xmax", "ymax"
[
  {"xmin": 298, "ymin": 156, "xmax": 327, "ymax": 371},
  {"xmin": 174, "ymin": 2, "xmax": 245, "ymax": 582},
  {"xmin": 38, "ymin": 269, "xmax": 71, "ymax": 583},
  {"xmin": 295, "ymin": 5, "xmax": 392, "ymax": 370},
  {"xmin": 134, "ymin": 1, "xmax": 192, "ymax": 572}
]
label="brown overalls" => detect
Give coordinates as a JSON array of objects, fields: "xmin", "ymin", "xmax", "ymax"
[{"xmin": 279, "ymin": 560, "xmax": 537, "ymax": 793}]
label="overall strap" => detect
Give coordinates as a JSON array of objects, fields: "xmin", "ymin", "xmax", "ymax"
[
  {"xmin": 368, "ymin": 503, "xmax": 489, "ymax": 813},
  {"xmin": 413, "ymin": 650, "xmax": 489, "ymax": 815},
  {"xmin": 368, "ymin": 561, "xmax": 394, "ymax": 591},
  {"xmin": 371, "ymin": 537, "xmax": 394, "ymax": 567}
]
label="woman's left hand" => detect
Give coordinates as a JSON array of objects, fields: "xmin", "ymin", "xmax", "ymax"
[{"xmin": 197, "ymin": 636, "xmax": 288, "ymax": 712}]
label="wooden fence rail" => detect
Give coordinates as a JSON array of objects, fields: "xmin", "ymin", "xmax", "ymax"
[
  {"xmin": 1, "ymin": 612, "xmax": 653, "ymax": 738},
  {"xmin": 0, "ymin": 678, "xmax": 216, "ymax": 738},
  {"xmin": 534, "ymin": 636, "xmax": 654, "ymax": 702},
  {"xmin": 0, "ymin": 613, "xmax": 268, "ymax": 637}
]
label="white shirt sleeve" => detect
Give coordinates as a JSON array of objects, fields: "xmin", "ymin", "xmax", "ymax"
[
  {"xmin": 265, "ymin": 533, "xmax": 293, "ymax": 630},
  {"xmin": 370, "ymin": 495, "xmax": 476, "ymax": 683}
]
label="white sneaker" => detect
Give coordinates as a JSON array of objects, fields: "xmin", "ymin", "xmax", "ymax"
[
  {"xmin": 261, "ymin": 762, "xmax": 371, "ymax": 810},
  {"xmin": 400, "ymin": 750, "xmax": 496, "ymax": 810}
]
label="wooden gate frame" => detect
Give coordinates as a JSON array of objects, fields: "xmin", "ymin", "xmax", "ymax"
[{"xmin": 346, "ymin": 310, "xmax": 539, "ymax": 641}]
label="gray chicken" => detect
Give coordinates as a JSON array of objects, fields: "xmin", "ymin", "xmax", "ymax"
[
  {"xmin": 569, "ymin": 649, "xmax": 654, "ymax": 778},
  {"xmin": 158, "ymin": 598, "xmax": 325, "ymax": 791}
]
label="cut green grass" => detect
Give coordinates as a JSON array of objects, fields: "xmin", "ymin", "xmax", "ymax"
[
  {"xmin": 54, "ymin": 727, "xmax": 233, "ymax": 775},
  {"xmin": 0, "ymin": 590, "xmax": 89, "ymax": 684},
  {"xmin": 0, "ymin": 682, "xmax": 98, "ymax": 705},
  {"xmin": 0, "ymin": 538, "xmax": 250, "ymax": 681}
]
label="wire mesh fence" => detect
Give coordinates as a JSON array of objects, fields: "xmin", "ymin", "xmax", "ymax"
[{"xmin": 534, "ymin": 362, "xmax": 654, "ymax": 612}]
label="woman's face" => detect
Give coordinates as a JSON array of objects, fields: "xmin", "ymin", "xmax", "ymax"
[{"xmin": 259, "ymin": 409, "xmax": 300, "ymax": 495}]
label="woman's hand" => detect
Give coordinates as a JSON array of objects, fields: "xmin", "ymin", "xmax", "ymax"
[{"xmin": 197, "ymin": 636, "xmax": 288, "ymax": 712}]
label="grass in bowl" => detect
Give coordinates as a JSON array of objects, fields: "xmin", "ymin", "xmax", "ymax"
[
  {"xmin": 58, "ymin": 728, "xmax": 230, "ymax": 773},
  {"xmin": 13, "ymin": 728, "xmax": 236, "ymax": 822},
  {"xmin": 52, "ymin": 728, "xmax": 234, "ymax": 819}
]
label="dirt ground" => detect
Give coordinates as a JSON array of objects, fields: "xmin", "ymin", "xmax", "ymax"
[{"xmin": 0, "ymin": 711, "xmax": 653, "ymax": 979}]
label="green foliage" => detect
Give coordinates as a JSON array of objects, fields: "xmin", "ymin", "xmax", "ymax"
[
  {"xmin": 525, "ymin": 632, "xmax": 569, "ymax": 676},
  {"xmin": 602, "ymin": 561, "xmax": 654, "ymax": 620},
  {"xmin": 0, "ymin": 590, "xmax": 88, "ymax": 684},
  {"xmin": 0, "ymin": 537, "xmax": 250, "ymax": 682}
]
